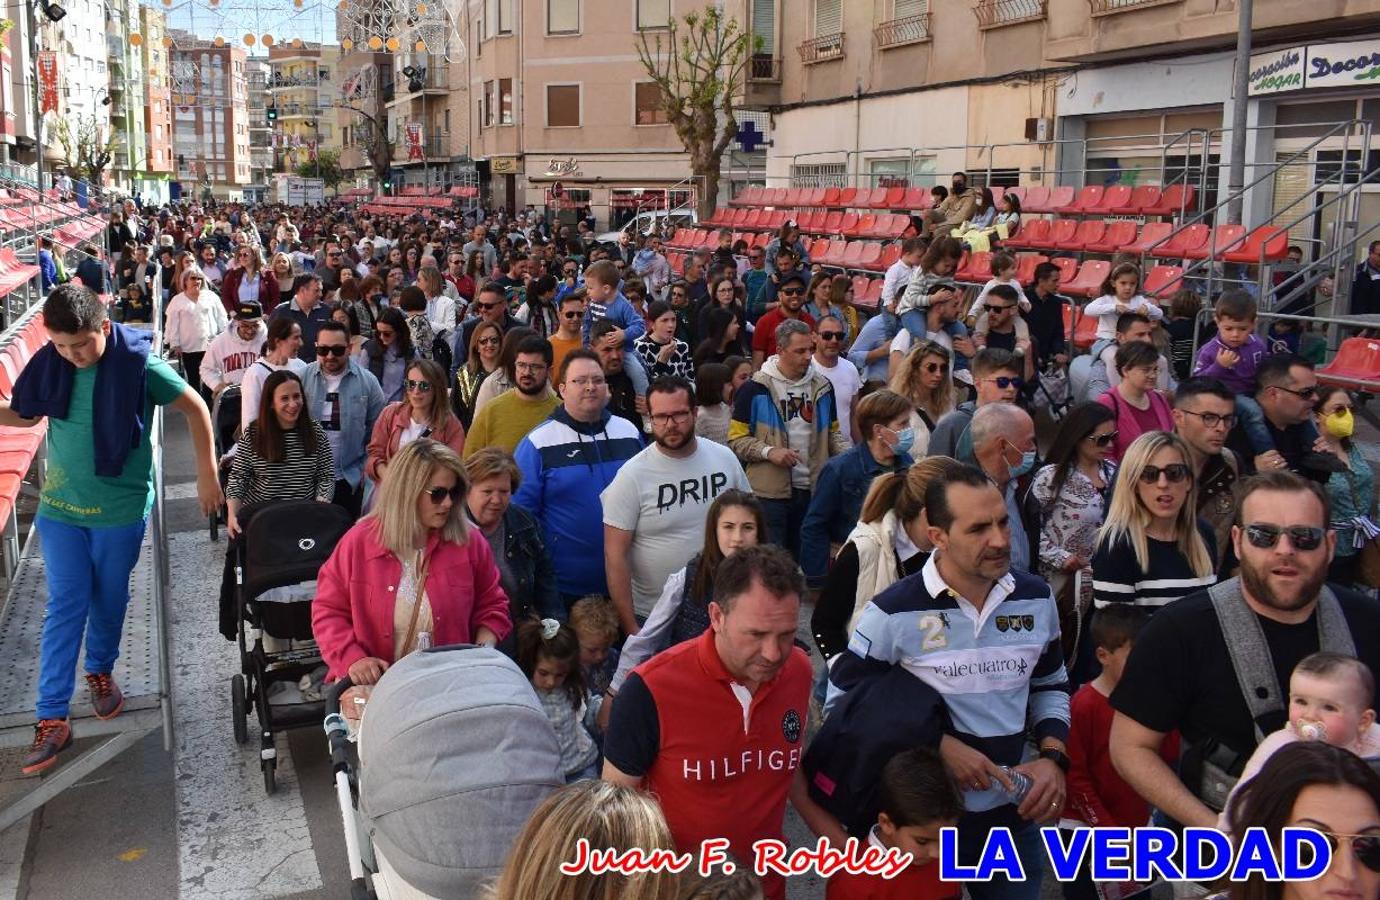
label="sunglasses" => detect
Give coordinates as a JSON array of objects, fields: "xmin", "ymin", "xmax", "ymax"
[
  {"xmin": 425, "ymin": 485, "xmax": 464, "ymax": 505},
  {"xmin": 316, "ymin": 344, "xmax": 348, "ymax": 357},
  {"xmin": 922, "ymin": 362, "xmax": 949, "ymax": 375},
  {"xmin": 478, "ymin": 336, "xmax": 501, "ymax": 346},
  {"xmin": 985, "ymin": 376, "xmax": 1025, "ymax": 390},
  {"xmin": 1088, "ymin": 431, "xmax": 1119, "ymax": 448},
  {"xmin": 1244, "ymin": 523, "xmax": 1326, "ymax": 552},
  {"xmin": 561, "ymin": 311, "xmax": 583, "ymax": 320},
  {"xmin": 1138, "ymin": 463, "xmax": 1191, "ymax": 484},
  {"xmin": 818, "ymin": 331, "xmax": 845, "ymax": 341},
  {"xmin": 780, "ymin": 287, "xmax": 804, "ymax": 296},
  {"xmin": 984, "ymin": 304, "xmax": 1016, "ymax": 314},
  {"xmin": 1313, "ymin": 832, "xmax": 1380, "ymax": 873},
  {"xmin": 473, "ymin": 301, "xmax": 502, "ymax": 311},
  {"xmin": 404, "ymin": 379, "xmax": 432, "ymax": 392},
  {"xmin": 1274, "ymin": 384, "xmax": 1319, "ymax": 401}
]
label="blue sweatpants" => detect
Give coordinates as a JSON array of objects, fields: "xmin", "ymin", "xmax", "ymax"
[{"xmin": 35, "ymin": 516, "xmax": 147, "ymax": 720}]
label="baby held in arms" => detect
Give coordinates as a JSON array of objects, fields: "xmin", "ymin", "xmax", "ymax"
[{"xmin": 1221, "ymin": 652, "xmax": 1380, "ymax": 830}]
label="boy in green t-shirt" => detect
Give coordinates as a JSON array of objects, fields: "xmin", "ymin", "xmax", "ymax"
[{"xmin": 0, "ymin": 284, "xmax": 222, "ymax": 775}]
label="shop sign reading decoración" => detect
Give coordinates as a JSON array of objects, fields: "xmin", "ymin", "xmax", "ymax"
[{"xmin": 1246, "ymin": 39, "xmax": 1380, "ymax": 96}]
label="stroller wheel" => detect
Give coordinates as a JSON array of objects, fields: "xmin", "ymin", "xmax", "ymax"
[
  {"xmin": 263, "ymin": 759, "xmax": 277, "ymax": 795},
  {"xmin": 230, "ymin": 674, "xmax": 248, "ymax": 745}
]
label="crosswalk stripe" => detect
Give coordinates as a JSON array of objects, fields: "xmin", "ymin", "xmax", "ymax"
[{"xmin": 166, "ymin": 529, "xmax": 323, "ymax": 899}]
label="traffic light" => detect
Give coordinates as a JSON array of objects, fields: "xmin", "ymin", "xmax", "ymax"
[{"xmin": 266, "ymin": 106, "xmax": 278, "ymax": 124}]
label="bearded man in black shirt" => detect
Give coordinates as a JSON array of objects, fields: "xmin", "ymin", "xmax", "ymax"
[{"xmin": 1109, "ymin": 471, "xmax": 1380, "ymax": 829}]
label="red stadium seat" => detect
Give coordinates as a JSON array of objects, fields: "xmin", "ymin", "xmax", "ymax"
[
  {"xmin": 876, "ymin": 214, "xmax": 909, "ymax": 239},
  {"xmin": 956, "ymin": 251, "xmax": 993, "ymax": 283},
  {"xmin": 1042, "ymin": 219, "xmax": 1080, "ymax": 251},
  {"xmin": 1222, "ymin": 227, "xmax": 1290, "ymax": 265},
  {"xmin": 1143, "ymin": 184, "xmax": 1196, "ymax": 218},
  {"xmin": 1121, "ymin": 222, "xmax": 1175, "ymax": 256},
  {"xmin": 1071, "ymin": 306, "xmax": 1101, "ymax": 351},
  {"xmin": 846, "ymin": 214, "xmax": 876, "ymax": 238},
  {"xmin": 767, "ymin": 187, "xmax": 789, "ymax": 206},
  {"xmin": 839, "ymin": 242, "xmax": 867, "ymax": 268},
  {"xmin": 1152, "ymin": 223, "xmax": 1211, "ymax": 259},
  {"xmin": 863, "ymin": 279, "xmax": 884, "ymax": 308},
  {"xmin": 1089, "ymin": 185, "xmax": 1132, "ymax": 216},
  {"xmin": 1013, "ymin": 254, "xmax": 1049, "ymax": 283},
  {"xmin": 1319, "ymin": 338, "xmax": 1380, "ymax": 389},
  {"xmin": 782, "ymin": 188, "xmax": 804, "ymax": 206},
  {"xmin": 903, "ymin": 187, "xmax": 932, "ymax": 212},
  {"xmin": 838, "ymin": 212, "xmax": 860, "ymax": 235},
  {"xmin": 1085, "ymin": 220, "xmax": 1138, "ymax": 255},
  {"xmin": 822, "ymin": 187, "xmax": 842, "ymax": 207},
  {"xmin": 822, "ymin": 211, "xmax": 844, "ymax": 234},
  {"xmin": 1020, "ymin": 186, "xmax": 1051, "ymax": 213},
  {"xmin": 1002, "ymin": 186, "xmax": 1026, "ymax": 208},
  {"xmin": 802, "ymin": 187, "xmax": 828, "ymax": 207},
  {"xmin": 870, "ymin": 243, "xmax": 902, "ymax": 272},
  {"xmin": 882, "ymin": 187, "xmax": 906, "ymax": 209},
  {"xmin": 808, "ymin": 238, "xmax": 832, "ymax": 261},
  {"xmin": 1063, "ymin": 260, "xmax": 1112, "ymax": 298},
  {"xmin": 836, "ymin": 187, "xmax": 858, "ymax": 209},
  {"xmin": 1065, "ymin": 220, "xmax": 1108, "ymax": 252},
  {"xmin": 1005, "ymin": 218, "xmax": 1050, "ymax": 250},
  {"xmin": 856, "ymin": 242, "xmax": 883, "ymax": 268},
  {"xmin": 1183, "ymin": 225, "xmax": 1248, "ymax": 261},
  {"xmin": 1143, "ymin": 264, "xmax": 1185, "ymax": 299},
  {"xmin": 1046, "ymin": 186, "xmax": 1076, "ymax": 213},
  {"xmin": 819, "ymin": 241, "xmax": 847, "ymax": 266},
  {"xmin": 1050, "ymin": 257, "xmax": 1078, "ymax": 286},
  {"xmin": 1057, "ymin": 185, "xmax": 1104, "ymax": 216}
]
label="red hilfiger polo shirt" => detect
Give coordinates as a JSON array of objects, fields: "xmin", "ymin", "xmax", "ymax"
[{"xmin": 604, "ymin": 629, "xmax": 812, "ymax": 900}]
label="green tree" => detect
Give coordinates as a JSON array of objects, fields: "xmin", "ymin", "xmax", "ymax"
[
  {"xmin": 636, "ymin": 5, "xmax": 755, "ymax": 220},
  {"xmin": 294, "ymin": 147, "xmax": 345, "ymax": 194}
]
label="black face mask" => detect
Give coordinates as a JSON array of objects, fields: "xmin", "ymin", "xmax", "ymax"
[{"xmin": 953, "ymin": 182, "xmax": 966, "ymax": 193}]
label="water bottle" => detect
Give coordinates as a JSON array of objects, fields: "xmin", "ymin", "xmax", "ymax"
[{"xmin": 1001, "ymin": 766, "xmax": 1034, "ymax": 805}]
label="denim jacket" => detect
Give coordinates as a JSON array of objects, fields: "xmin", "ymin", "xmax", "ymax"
[
  {"xmin": 300, "ymin": 359, "xmax": 386, "ymax": 488},
  {"xmin": 799, "ymin": 442, "xmax": 912, "ymax": 587},
  {"xmin": 500, "ymin": 504, "xmax": 563, "ymax": 622}
]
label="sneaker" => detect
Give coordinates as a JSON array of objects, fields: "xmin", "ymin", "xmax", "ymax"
[
  {"xmin": 21, "ymin": 719, "xmax": 72, "ymax": 776},
  {"xmin": 85, "ymin": 672, "xmax": 124, "ymax": 720}
]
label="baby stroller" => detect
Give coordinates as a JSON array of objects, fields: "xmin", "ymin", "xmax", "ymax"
[
  {"xmin": 231, "ymin": 499, "xmax": 354, "ymax": 793},
  {"xmin": 324, "ymin": 645, "xmax": 563, "ymax": 899},
  {"xmin": 207, "ymin": 384, "xmax": 242, "ymax": 541}
]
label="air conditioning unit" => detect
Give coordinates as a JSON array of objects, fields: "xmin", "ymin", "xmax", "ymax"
[{"xmin": 1024, "ymin": 117, "xmax": 1053, "ymax": 143}]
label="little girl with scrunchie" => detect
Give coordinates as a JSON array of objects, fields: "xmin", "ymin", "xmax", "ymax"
[{"xmin": 517, "ymin": 618, "xmax": 600, "ymax": 783}]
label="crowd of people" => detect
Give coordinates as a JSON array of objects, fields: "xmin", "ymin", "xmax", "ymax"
[{"xmin": 6, "ymin": 184, "xmax": 1380, "ymax": 900}]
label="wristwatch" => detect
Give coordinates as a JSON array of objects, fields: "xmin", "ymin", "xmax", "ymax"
[{"xmin": 1039, "ymin": 747, "xmax": 1071, "ymax": 773}]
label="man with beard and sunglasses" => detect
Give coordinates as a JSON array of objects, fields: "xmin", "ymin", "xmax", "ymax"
[
  {"xmin": 1228, "ymin": 353, "xmax": 1338, "ymax": 482},
  {"xmin": 463, "ymin": 335, "xmax": 559, "ymax": 457},
  {"xmin": 301, "ymin": 320, "xmax": 386, "ymax": 518},
  {"xmin": 1110, "ymin": 471, "xmax": 1380, "ymax": 832}
]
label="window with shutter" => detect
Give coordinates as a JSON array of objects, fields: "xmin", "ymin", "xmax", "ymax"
[
  {"xmin": 751, "ymin": 0, "xmax": 774, "ymax": 43},
  {"xmin": 813, "ymin": 0, "xmax": 841, "ymax": 36},
  {"xmin": 893, "ymin": 0, "xmax": 926, "ymax": 18},
  {"xmin": 547, "ymin": 0, "xmax": 578, "ymax": 34},
  {"xmin": 637, "ymin": 0, "xmax": 670, "ymax": 30},
  {"xmin": 635, "ymin": 82, "xmax": 668, "ymax": 125},
  {"xmin": 546, "ymin": 84, "xmax": 581, "ymax": 127}
]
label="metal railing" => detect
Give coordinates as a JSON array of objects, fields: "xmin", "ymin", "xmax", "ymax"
[
  {"xmin": 974, "ymin": 0, "xmax": 1046, "ymax": 28},
  {"xmin": 1089, "ymin": 0, "xmax": 1181, "ymax": 13},
  {"xmin": 873, "ymin": 15, "xmax": 930, "ymax": 48},
  {"xmin": 748, "ymin": 55, "xmax": 782, "ymax": 83},
  {"xmin": 798, "ymin": 33, "xmax": 846, "ymax": 63}
]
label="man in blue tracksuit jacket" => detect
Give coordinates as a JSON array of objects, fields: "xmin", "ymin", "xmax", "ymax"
[
  {"xmin": 513, "ymin": 348, "xmax": 642, "ymax": 609},
  {"xmin": 826, "ymin": 463, "xmax": 1070, "ymax": 900}
]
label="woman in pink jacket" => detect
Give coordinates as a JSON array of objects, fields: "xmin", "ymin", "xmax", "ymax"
[
  {"xmin": 313, "ymin": 439, "xmax": 511, "ymax": 683},
  {"xmin": 365, "ymin": 358, "xmax": 466, "ymax": 486}
]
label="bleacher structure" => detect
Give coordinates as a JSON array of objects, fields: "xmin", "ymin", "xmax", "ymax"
[{"xmin": 673, "ymin": 121, "xmax": 1380, "ymax": 376}]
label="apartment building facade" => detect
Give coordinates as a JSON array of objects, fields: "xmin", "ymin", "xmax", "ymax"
[
  {"xmin": 465, "ymin": 0, "xmax": 757, "ymax": 224},
  {"xmin": 140, "ymin": 5, "xmax": 174, "ymax": 203},
  {"xmin": 171, "ymin": 32, "xmax": 252, "ymax": 200},
  {"xmin": 267, "ymin": 42, "xmax": 340, "ymax": 177},
  {"xmin": 763, "ymin": 0, "xmax": 1380, "ymax": 231}
]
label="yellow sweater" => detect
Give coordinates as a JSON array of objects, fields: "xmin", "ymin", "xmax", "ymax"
[{"xmin": 463, "ymin": 387, "xmax": 560, "ymax": 457}]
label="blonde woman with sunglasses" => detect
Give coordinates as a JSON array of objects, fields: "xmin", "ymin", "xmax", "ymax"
[
  {"xmin": 313, "ymin": 439, "xmax": 510, "ymax": 684},
  {"xmin": 1091, "ymin": 430, "xmax": 1217, "ymax": 615},
  {"xmin": 887, "ymin": 340, "xmax": 959, "ymax": 452}
]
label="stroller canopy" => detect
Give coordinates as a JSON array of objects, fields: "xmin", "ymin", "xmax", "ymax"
[{"xmin": 359, "ymin": 646, "xmax": 563, "ymax": 897}]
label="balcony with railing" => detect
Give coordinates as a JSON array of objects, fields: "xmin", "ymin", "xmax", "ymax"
[
  {"xmin": 797, "ymin": 33, "xmax": 845, "ymax": 64},
  {"xmin": 748, "ymin": 54, "xmax": 781, "ymax": 83},
  {"xmin": 874, "ymin": 14, "xmax": 931, "ymax": 49},
  {"xmin": 974, "ymin": 0, "xmax": 1046, "ymax": 28},
  {"xmin": 385, "ymin": 65, "xmax": 448, "ymax": 107},
  {"xmin": 1089, "ymin": 0, "xmax": 1181, "ymax": 14},
  {"xmin": 391, "ymin": 133, "xmax": 448, "ymax": 163},
  {"xmin": 268, "ymin": 72, "xmax": 330, "ymax": 91}
]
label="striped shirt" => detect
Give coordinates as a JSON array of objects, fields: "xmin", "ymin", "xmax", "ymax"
[
  {"xmin": 1090, "ymin": 524, "xmax": 1218, "ymax": 610},
  {"xmin": 826, "ymin": 553, "xmax": 1069, "ymax": 826},
  {"xmin": 227, "ymin": 420, "xmax": 336, "ymax": 505}
]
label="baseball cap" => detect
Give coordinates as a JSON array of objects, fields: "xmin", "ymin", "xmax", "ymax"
[
  {"xmin": 779, "ymin": 272, "xmax": 807, "ymax": 291},
  {"xmin": 235, "ymin": 301, "xmax": 263, "ymax": 321}
]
